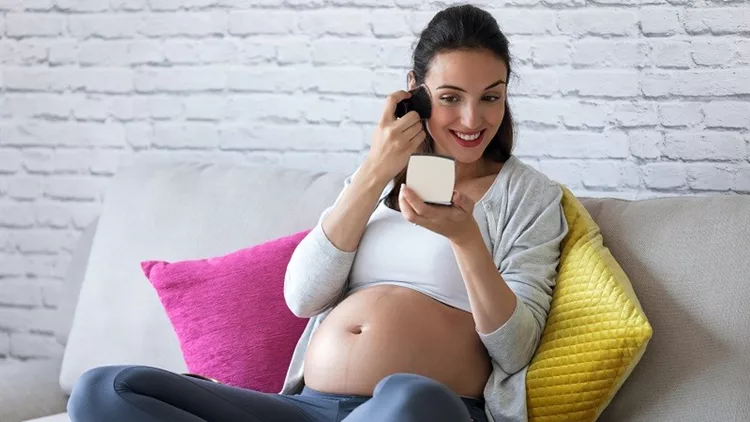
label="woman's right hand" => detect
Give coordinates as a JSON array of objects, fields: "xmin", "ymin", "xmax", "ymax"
[{"xmin": 363, "ymin": 90, "xmax": 427, "ymax": 184}]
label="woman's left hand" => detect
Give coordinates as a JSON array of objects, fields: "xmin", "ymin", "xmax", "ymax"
[{"xmin": 399, "ymin": 183, "xmax": 480, "ymax": 245}]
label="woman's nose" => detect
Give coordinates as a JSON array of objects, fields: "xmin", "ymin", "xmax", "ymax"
[{"xmin": 460, "ymin": 105, "xmax": 482, "ymax": 130}]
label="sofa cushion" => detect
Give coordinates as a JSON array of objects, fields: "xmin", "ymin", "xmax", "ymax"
[
  {"xmin": 580, "ymin": 194, "xmax": 750, "ymax": 422},
  {"xmin": 54, "ymin": 217, "xmax": 98, "ymax": 347},
  {"xmin": 526, "ymin": 186, "xmax": 652, "ymax": 421},
  {"xmin": 141, "ymin": 229, "xmax": 311, "ymax": 393},
  {"xmin": 59, "ymin": 162, "xmax": 347, "ymax": 394},
  {"xmin": 23, "ymin": 413, "xmax": 70, "ymax": 422}
]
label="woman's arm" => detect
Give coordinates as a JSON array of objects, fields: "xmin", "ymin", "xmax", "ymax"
[
  {"xmin": 284, "ymin": 159, "xmax": 391, "ymax": 318},
  {"xmin": 321, "ymin": 159, "xmax": 391, "ymax": 253},
  {"xmin": 452, "ymin": 180, "xmax": 568, "ymax": 374}
]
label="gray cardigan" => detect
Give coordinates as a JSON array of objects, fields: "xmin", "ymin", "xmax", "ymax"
[{"xmin": 281, "ymin": 155, "xmax": 569, "ymax": 422}]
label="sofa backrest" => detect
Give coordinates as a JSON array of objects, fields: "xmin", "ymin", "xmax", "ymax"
[
  {"xmin": 57, "ymin": 162, "xmax": 750, "ymax": 421},
  {"xmin": 58, "ymin": 162, "xmax": 348, "ymax": 394},
  {"xmin": 54, "ymin": 217, "xmax": 98, "ymax": 347},
  {"xmin": 580, "ymin": 195, "xmax": 750, "ymax": 422}
]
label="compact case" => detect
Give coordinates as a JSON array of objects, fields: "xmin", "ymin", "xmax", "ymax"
[{"xmin": 405, "ymin": 154, "xmax": 456, "ymax": 206}]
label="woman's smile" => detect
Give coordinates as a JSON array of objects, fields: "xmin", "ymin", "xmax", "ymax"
[{"xmin": 449, "ymin": 129, "xmax": 486, "ymax": 148}]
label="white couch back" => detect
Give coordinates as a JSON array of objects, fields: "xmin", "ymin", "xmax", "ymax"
[{"xmin": 59, "ymin": 162, "xmax": 348, "ymax": 393}]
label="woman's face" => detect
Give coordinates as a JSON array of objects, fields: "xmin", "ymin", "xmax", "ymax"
[{"xmin": 415, "ymin": 49, "xmax": 508, "ymax": 165}]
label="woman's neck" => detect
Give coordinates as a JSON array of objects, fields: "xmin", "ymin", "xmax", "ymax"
[{"xmin": 455, "ymin": 158, "xmax": 494, "ymax": 184}]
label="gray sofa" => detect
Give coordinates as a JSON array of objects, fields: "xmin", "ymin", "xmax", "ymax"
[{"xmin": 1, "ymin": 160, "xmax": 749, "ymax": 422}]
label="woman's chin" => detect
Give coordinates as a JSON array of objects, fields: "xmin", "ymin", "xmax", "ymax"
[{"xmin": 438, "ymin": 146, "xmax": 485, "ymax": 164}]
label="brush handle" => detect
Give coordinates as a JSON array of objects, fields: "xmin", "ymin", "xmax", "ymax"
[{"xmin": 394, "ymin": 85, "xmax": 432, "ymax": 119}]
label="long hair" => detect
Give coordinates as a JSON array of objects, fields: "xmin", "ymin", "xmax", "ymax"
[{"xmin": 384, "ymin": 4, "xmax": 515, "ymax": 210}]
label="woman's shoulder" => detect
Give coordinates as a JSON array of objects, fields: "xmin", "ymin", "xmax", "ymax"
[
  {"xmin": 485, "ymin": 155, "xmax": 562, "ymax": 207},
  {"xmin": 484, "ymin": 157, "xmax": 567, "ymax": 249}
]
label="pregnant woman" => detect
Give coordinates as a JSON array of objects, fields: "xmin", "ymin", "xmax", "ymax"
[{"xmin": 67, "ymin": 4, "xmax": 568, "ymax": 422}]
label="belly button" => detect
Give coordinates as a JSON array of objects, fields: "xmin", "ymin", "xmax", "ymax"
[{"xmin": 347, "ymin": 324, "xmax": 364, "ymax": 334}]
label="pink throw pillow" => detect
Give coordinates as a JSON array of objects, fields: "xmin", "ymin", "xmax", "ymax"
[{"xmin": 141, "ymin": 230, "xmax": 311, "ymax": 393}]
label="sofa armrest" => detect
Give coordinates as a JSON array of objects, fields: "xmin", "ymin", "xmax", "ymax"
[{"xmin": 0, "ymin": 356, "xmax": 68, "ymax": 422}]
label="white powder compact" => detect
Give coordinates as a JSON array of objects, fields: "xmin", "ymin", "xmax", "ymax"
[{"xmin": 405, "ymin": 154, "xmax": 456, "ymax": 206}]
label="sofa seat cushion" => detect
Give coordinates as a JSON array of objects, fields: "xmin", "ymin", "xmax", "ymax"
[{"xmin": 23, "ymin": 413, "xmax": 69, "ymax": 422}]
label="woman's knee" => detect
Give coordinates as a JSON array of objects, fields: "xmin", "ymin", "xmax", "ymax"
[
  {"xmin": 67, "ymin": 365, "xmax": 157, "ymax": 419},
  {"xmin": 374, "ymin": 373, "xmax": 470, "ymax": 419},
  {"xmin": 375, "ymin": 373, "xmax": 453, "ymax": 399}
]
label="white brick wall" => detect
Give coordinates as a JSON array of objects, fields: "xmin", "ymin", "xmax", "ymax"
[{"xmin": 1, "ymin": 0, "xmax": 749, "ymax": 363}]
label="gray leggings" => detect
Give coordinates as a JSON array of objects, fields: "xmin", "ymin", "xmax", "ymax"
[{"xmin": 67, "ymin": 365, "xmax": 489, "ymax": 422}]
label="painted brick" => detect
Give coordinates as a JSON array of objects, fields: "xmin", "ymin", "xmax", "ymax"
[{"xmin": 0, "ymin": 0, "xmax": 749, "ymax": 365}]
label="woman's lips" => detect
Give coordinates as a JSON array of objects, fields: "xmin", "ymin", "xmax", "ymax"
[{"xmin": 450, "ymin": 130, "xmax": 485, "ymax": 148}]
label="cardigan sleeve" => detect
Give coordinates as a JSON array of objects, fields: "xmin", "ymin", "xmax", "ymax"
[
  {"xmin": 283, "ymin": 168, "xmax": 361, "ymax": 318},
  {"xmin": 284, "ymin": 165, "xmax": 392, "ymax": 318},
  {"xmin": 477, "ymin": 178, "xmax": 569, "ymax": 374}
]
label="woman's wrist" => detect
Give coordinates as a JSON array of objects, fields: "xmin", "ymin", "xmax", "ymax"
[
  {"xmin": 449, "ymin": 221, "xmax": 483, "ymax": 248},
  {"xmin": 359, "ymin": 158, "xmax": 394, "ymax": 191}
]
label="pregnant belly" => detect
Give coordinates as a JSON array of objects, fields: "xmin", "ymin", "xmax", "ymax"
[{"xmin": 302, "ymin": 284, "xmax": 492, "ymax": 399}]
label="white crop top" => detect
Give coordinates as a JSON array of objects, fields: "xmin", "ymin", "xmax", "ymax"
[{"xmin": 346, "ymin": 199, "xmax": 472, "ymax": 312}]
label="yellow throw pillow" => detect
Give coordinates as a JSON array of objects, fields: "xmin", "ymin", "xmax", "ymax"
[{"xmin": 526, "ymin": 186, "xmax": 653, "ymax": 421}]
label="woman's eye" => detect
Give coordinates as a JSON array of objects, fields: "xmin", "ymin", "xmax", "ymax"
[{"xmin": 439, "ymin": 95, "xmax": 502, "ymax": 104}]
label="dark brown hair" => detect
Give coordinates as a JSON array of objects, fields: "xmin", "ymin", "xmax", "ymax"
[{"xmin": 384, "ymin": 4, "xmax": 515, "ymax": 210}]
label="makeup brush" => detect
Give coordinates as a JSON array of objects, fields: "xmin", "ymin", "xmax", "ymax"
[{"xmin": 395, "ymin": 84, "xmax": 432, "ymax": 120}]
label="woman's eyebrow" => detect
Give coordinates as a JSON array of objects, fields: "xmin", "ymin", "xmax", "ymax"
[{"xmin": 436, "ymin": 80, "xmax": 506, "ymax": 92}]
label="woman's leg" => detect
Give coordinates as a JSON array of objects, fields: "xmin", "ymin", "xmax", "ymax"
[
  {"xmin": 341, "ymin": 373, "xmax": 474, "ymax": 422},
  {"xmin": 67, "ymin": 365, "xmax": 336, "ymax": 422}
]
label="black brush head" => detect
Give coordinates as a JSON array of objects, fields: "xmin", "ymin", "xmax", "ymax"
[{"xmin": 395, "ymin": 85, "xmax": 432, "ymax": 120}]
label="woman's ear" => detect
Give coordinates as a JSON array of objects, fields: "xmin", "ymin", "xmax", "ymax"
[{"xmin": 407, "ymin": 71, "xmax": 417, "ymax": 90}]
